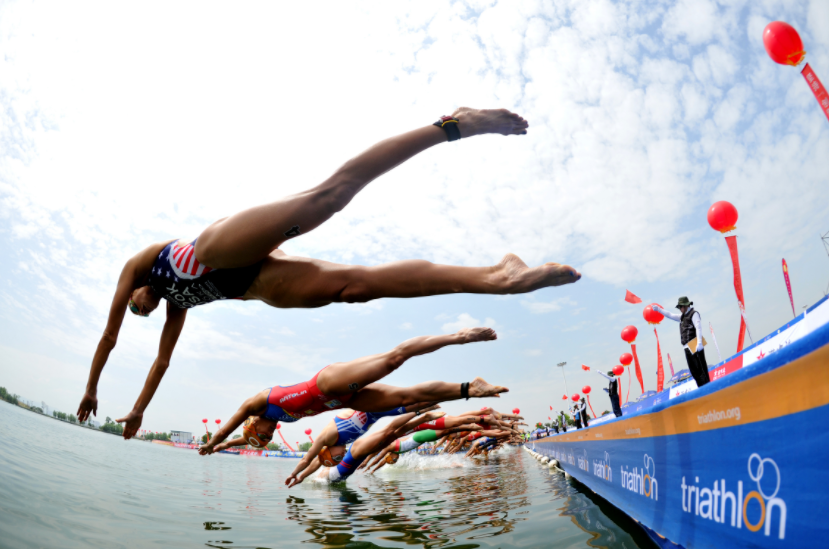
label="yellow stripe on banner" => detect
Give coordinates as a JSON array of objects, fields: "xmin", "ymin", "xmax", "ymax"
[{"xmin": 539, "ymin": 341, "xmax": 829, "ymax": 443}]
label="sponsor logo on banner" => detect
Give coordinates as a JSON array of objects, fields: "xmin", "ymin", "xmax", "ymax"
[
  {"xmin": 621, "ymin": 454, "xmax": 658, "ymax": 500},
  {"xmin": 593, "ymin": 451, "xmax": 612, "ymax": 482},
  {"xmin": 680, "ymin": 453, "xmax": 786, "ymax": 540},
  {"xmin": 669, "ymin": 379, "xmax": 698, "ymax": 399}
]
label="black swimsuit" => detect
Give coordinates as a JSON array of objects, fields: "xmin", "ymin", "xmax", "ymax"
[{"xmin": 146, "ymin": 240, "xmax": 262, "ymax": 309}]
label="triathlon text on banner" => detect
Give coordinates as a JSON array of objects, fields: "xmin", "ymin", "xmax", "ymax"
[
  {"xmin": 783, "ymin": 258, "xmax": 795, "ymax": 318},
  {"xmin": 802, "ymin": 63, "xmax": 829, "ymax": 123}
]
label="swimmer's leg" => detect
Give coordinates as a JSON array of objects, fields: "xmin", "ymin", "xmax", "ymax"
[
  {"xmin": 316, "ymin": 328, "xmax": 497, "ymax": 396},
  {"xmin": 347, "ymin": 378, "xmax": 508, "ymax": 413},
  {"xmin": 196, "ymin": 108, "xmax": 529, "ymax": 269}
]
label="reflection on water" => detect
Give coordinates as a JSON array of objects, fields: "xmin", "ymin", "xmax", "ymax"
[{"xmin": 0, "ymin": 404, "xmax": 656, "ymax": 549}]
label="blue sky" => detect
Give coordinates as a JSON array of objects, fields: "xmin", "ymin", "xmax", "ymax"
[{"xmin": 1, "ymin": 0, "xmax": 828, "ymax": 439}]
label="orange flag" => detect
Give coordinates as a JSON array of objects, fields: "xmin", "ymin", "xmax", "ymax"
[{"xmin": 625, "ymin": 290, "xmax": 642, "ymax": 304}]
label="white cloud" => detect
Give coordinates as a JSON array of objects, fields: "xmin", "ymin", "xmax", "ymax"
[
  {"xmin": 399, "ymin": 322, "xmax": 413, "ymax": 330},
  {"xmin": 521, "ymin": 297, "xmax": 577, "ymax": 314},
  {"xmin": 440, "ymin": 313, "xmax": 498, "ymax": 333}
]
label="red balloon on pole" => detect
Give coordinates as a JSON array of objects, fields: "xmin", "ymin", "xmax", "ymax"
[
  {"xmin": 613, "ymin": 365, "xmax": 624, "ymax": 376},
  {"xmin": 304, "ymin": 428, "xmax": 312, "ymax": 435},
  {"xmin": 620, "ymin": 353, "xmax": 633, "ymax": 366},
  {"xmin": 215, "ymin": 419, "xmax": 221, "ymax": 424},
  {"xmin": 707, "ymin": 201, "xmax": 738, "ymax": 233},
  {"xmin": 582, "ymin": 386, "xmax": 591, "ymax": 395},
  {"xmin": 621, "ymin": 325, "xmax": 638, "ymax": 343},
  {"xmin": 513, "ymin": 408, "xmax": 520, "ymax": 414},
  {"xmin": 571, "ymin": 393, "xmax": 579, "ymax": 402},
  {"xmin": 202, "ymin": 419, "xmax": 207, "ymax": 423},
  {"xmin": 643, "ymin": 303, "xmax": 664, "ymax": 325},
  {"xmin": 763, "ymin": 21, "xmax": 805, "ymax": 66}
]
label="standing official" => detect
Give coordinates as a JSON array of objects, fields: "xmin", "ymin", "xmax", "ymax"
[
  {"xmin": 654, "ymin": 297, "xmax": 710, "ymax": 387},
  {"xmin": 596, "ymin": 370, "xmax": 622, "ymax": 417}
]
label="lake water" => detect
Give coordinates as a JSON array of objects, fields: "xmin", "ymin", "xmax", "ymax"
[{"xmin": 0, "ymin": 403, "xmax": 656, "ymax": 548}]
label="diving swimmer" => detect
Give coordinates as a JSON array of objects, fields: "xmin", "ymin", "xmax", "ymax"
[
  {"xmin": 198, "ymin": 328, "xmax": 508, "ymax": 451},
  {"xmin": 77, "ymin": 107, "xmax": 581, "ymax": 433}
]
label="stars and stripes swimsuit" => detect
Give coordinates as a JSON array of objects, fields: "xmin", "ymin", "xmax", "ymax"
[
  {"xmin": 333, "ymin": 408, "xmax": 409, "ymax": 446},
  {"xmin": 147, "ymin": 239, "xmax": 262, "ymax": 309}
]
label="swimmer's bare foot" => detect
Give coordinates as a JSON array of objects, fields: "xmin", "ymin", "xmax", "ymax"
[
  {"xmin": 457, "ymin": 327, "xmax": 497, "ymax": 344},
  {"xmin": 451, "ymin": 107, "xmax": 528, "ymax": 138},
  {"xmin": 468, "ymin": 377, "xmax": 508, "ymax": 398},
  {"xmin": 491, "ymin": 253, "xmax": 581, "ymax": 294}
]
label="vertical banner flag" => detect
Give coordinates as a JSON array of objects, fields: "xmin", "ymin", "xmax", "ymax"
[
  {"xmin": 782, "ymin": 259, "xmax": 796, "ymax": 318},
  {"xmin": 625, "ymin": 290, "xmax": 642, "ymax": 304},
  {"xmin": 654, "ymin": 329, "xmax": 664, "ymax": 392},
  {"xmin": 667, "ymin": 352, "xmax": 675, "ymax": 377},
  {"xmin": 725, "ymin": 235, "xmax": 747, "ymax": 352},
  {"xmin": 710, "ymin": 322, "xmax": 723, "ymax": 362},
  {"xmin": 625, "ymin": 366, "xmax": 631, "ymax": 404},
  {"xmin": 802, "ymin": 63, "xmax": 829, "ymax": 123},
  {"xmin": 631, "ymin": 343, "xmax": 644, "ymax": 394}
]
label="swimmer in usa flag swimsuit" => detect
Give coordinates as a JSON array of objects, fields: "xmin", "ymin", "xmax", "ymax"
[
  {"xmin": 77, "ymin": 107, "xmax": 581, "ymax": 439},
  {"xmin": 198, "ymin": 327, "xmax": 508, "ymax": 456}
]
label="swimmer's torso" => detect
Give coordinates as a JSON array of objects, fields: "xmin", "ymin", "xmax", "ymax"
[
  {"xmin": 147, "ymin": 239, "xmax": 262, "ymax": 309},
  {"xmin": 263, "ymin": 370, "xmax": 353, "ymax": 423}
]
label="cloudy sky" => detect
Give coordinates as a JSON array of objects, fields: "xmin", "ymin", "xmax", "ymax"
[{"xmin": 1, "ymin": 0, "xmax": 828, "ymax": 441}]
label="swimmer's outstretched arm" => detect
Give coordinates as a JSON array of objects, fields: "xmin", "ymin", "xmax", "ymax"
[
  {"xmin": 199, "ymin": 391, "xmax": 269, "ymax": 455},
  {"xmin": 116, "ymin": 304, "xmax": 187, "ymax": 439},
  {"xmin": 211, "ymin": 437, "xmax": 249, "ymax": 452},
  {"xmin": 285, "ymin": 423, "xmax": 340, "ymax": 487},
  {"xmin": 77, "ymin": 241, "xmax": 172, "ymax": 423}
]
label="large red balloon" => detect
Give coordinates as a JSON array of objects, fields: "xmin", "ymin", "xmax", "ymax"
[
  {"xmin": 304, "ymin": 428, "xmax": 312, "ymax": 435},
  {"xmin": 276, "ymin": 423, "xmax": 281, "ymax": 429},
  {"xmin": 202, "ymin": 418, "xmax": 207, "ymax": 423},
  {"xmin": 513, "ymin": 408, "xmax": 520, "ymax": 414},
  {"xmin": 707, "ymin": 201, "xmax": 738, "ymax": 233},
  {"xmin": 215, "ymin": 419, "xmax": 221, "ymax": 424},
  {"xmin": 571, "ymin": 393, "xmax": 580, "ymax": 402},
  {"xmin": 621, "ymin": 325, "xmax": 638, "ymax": 343},
  {"xmin": 644, "ymin": 303, "xmax": 664, "ymax": 325},
  {"xmin": 763, "ymin": 21, "xmax": 805, "ymax": 66},
  {"xmin": 582, "ymin": 385, "xmax": 591, "ymax": 395},
  {"xmin": 620, "ymin": 352, "xmax": 633, "ymax": 366},
  {"xmin": 613, "ymin": 365, "xmax": 625, "ymax": 376}
]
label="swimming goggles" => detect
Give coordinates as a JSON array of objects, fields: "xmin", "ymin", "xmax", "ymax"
[{"xmin": 129, "ymin": 298, "xmax": 149, "ymax": 317}]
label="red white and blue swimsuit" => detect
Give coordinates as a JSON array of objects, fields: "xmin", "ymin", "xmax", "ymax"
[
  {"xmin": 263, "ymin": 370, "xmax": 354, "ymax": 423},
  {"xmin": 147, "ymin": 239, "xmax": 262, "ymax": 309}
]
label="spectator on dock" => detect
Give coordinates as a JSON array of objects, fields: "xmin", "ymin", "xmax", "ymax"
[
  {"xmin": 572, "ymin": 405, "xmax": 582, "ymax": 429},
  {"xmin": 559, "ymin": 410, "xmax": 568, "ymax": 432},
  {"xmin": 653, "ymin": 297, "xmax": 710, "ymax": 387},
  {"xmin": 596, "ymin": 370, "xmax": 622, "ymax": 417},
  {"xmin": 578, "ymin": 398, "xmax": 589, "ymax": 427}
]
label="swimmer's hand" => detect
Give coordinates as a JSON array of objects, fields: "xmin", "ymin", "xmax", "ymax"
[
  {"xmin": 199, "ymin": 442, "xmax": 216, "ymax": 455},
  {"xmin": 211, "ymin": 441, "xmax": 230, "ymax": 452},
  {"xmin": 77, "ymin": 391, "xmax": 98, "ymax": 422},
  {"xmin": 285, "ymin": 474, "xmax": 301, "ymax": 488},
  {"xmin": 115, "ymin": 409, "xmax": 143, "ymax": 440}
]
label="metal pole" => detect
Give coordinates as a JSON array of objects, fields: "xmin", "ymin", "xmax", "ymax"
[{"xmin": 556, "ymin": 362, "xmax": 568, "ymax": 395}]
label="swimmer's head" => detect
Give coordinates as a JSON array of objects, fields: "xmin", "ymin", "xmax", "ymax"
[
  {"xmin": 318, "ymin": 445, "xmax": 346, "ymax": 467},
  {"xmin": 242, "ymin": 416, "xmax": 277, "ymax": 448},
  {"xmin": 385, "ymin": 453, "xmax": 399, "ymax": 465},
  {"xmin": 129, "ymin": 287, "xmax": 161, "ymax": 317}
]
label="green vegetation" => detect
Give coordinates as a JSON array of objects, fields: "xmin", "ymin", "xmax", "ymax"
[
  {"xmin": 101, "ymin": 417, "xmax": 124, "ymax": 435},
  {"xmin": 143, "ymin": 431, "xmax": 170, "ymax": 441},
  {"xmin": 298, "ymin": 441, "xmax": 312, "ymax": 452},
  {"xmin": 0, "ymin": 386, "xmax": 19, "ymax": 406},
  {"xmin": 201, "ymin": 432, "xmax": 212, "ymax": 444}
]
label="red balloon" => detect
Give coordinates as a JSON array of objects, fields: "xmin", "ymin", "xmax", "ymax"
[
  {"xmin": 513, "ymin": 408, "xmax": 520, "ymax": 414},
  {"xmin": 763, "ymin": 21, "xmax": 805, "ymax": 66},
  {"xmin": 202, "ymin": 419, "xmax": 207, "ymax": 423},
  {"xmin": 613, "ymin": 365, "xmax": 625, "ymax": 376},
  {"xmin": 707, "ymin": 201, "xmax": 738, "ymax": 233},
  {"xmin": 582, "ymin": 385, "xmax": 591, "ymax": 395},
  {"xmin": 621, "ymin": 325, "xmax": 638, "ymax": 343},
  {"xmin": 644, "ymin": 303, "xmax": 664, "ymax": 325},
  {"xmin": 215, "ymin": 419, "xmax": 221, "ymax": 424},
  {"xmin": 620, "ymin": 352, "xmax": 633, "ymax": 366},
  {"xmin": 571, "ymin": 393, "xmax": 580, "ymax": 402},
  {"xmin": 304, "ymin": 428, "xmax": 312, "ymax": 435},
  {"xmin": 276, "ymin": 423, "xmax": 281, "ymax": 429}
]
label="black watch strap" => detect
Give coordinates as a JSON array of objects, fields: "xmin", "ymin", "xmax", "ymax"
[{"xmin": 433, "ymin": 116, "xmax": 461, "ymax": 141}]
